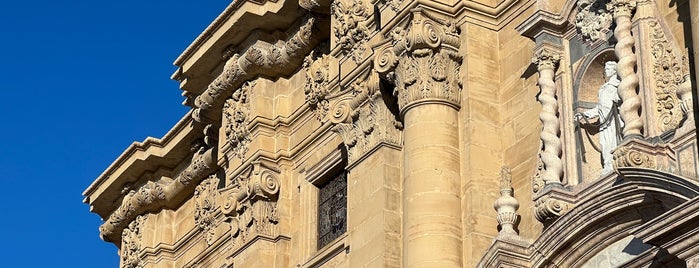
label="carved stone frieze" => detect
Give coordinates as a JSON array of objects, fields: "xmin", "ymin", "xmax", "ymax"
[
  {"xmin": 494, "ymin": 167, "xmax": 520, "ymax": 238},
  {"xmin": 121, "ymin": 214, "xmax": 147, "ymax": 268},
  {"xmin": 649, "ymin": 21, "xmax": 686, "ymax": 132},
  {"xmin": 194, "ymin": 176, "xmax": 221, "ymax": 245},
  {"xmin": 532, "ymin": 47, "xmax": 563, "ymax": 185},
  {"xmin": 332, "ymin": 0, "xmax": 373, "ymax": 63},
  {"xmin": 534, "ymin": 195, "xmax": 569, "ymax": 224},
  {"xmin": 303, "ymin": 50, "xmax": 332, "ymax": 121},
  {"xmin": 612, "ymin": 139, "xmax": 676, "ymax": 170},
  {"xmin": 575, "ymin": 0, "xmax": 613, "ymax": 42},
  {"xmin": 223, "ymin": 81, "xmax": 255, "ymax": 160},
  {"xmin": 221, "ymin": 162, "xmax": 280, "ymax": 250},
  {"xmin": 374, "ymin": 9, "xmax": 462, "ymax": 113}
]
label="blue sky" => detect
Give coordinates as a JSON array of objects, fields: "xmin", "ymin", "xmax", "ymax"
[{"xmin": 0, "ymin": 1, "xmax": 229, "ymax": 267}]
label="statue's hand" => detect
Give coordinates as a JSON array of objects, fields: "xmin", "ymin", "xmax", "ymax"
[{"xmin": 573, "ymin": 112, "xmax": 584, "ymax": 122}]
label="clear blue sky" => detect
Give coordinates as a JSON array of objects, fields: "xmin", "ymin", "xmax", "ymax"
[{"xmin": 0, "ymin": 1, "xmax": 230, "ymax": 267}]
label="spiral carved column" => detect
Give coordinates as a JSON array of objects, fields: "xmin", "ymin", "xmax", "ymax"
[
  {"xmin": 533, "ymin": 48, "xmax": 563, "ymax": 186},
  {"xmin": 375, "ymin": 8, "xmax": 463, "ymax": 268},
  {"xmin": 609, "ymin": 0, "xmax": 643, "ymax": 139}
]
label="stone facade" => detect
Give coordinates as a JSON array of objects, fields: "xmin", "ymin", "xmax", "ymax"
[{"xmin": 83, "ymin": 0, "xmax": 699, "ymax": 267}]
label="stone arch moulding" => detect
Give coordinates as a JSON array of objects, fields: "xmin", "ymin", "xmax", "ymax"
[{"xmin": 478, "ymin": 167, "xmax": 699, "ymax": 267}]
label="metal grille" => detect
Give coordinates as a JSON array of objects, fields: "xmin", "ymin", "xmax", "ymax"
[{"xmin": 317, "ymin": 171, "xmax": 347, "ymax": 249}]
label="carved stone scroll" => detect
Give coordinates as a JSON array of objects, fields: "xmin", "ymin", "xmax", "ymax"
[
  {"xmin": 648, "ymin": 21, "xmax": 687, "ymax": 132},
  {"xmin": 612, "ymin": 139, "xmax": 676, "ymax": 170},
  {"xmin": 332, "ymin": 0, "xmax": 373, "ymax": 63},
  {"xmin": 533, "ymin": 48, "xmax": 563, "ymax": 186},
  {"xmin": 608, "ymin": 0, "xmax": 643, "ymax": 139},
  {"xmin": 223, "ymin": 81, "xmax": 256, "ymax": 160},
  {"xmin": 221, "ymin": 162, "xmax": 280, "ymax": 251},
  {"xmin": 534, "ymin": 195, "xmax": 569, "ymax": 224}
]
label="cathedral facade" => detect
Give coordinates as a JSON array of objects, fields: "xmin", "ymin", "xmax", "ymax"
[{"xmin": 83, "ymin": 0, "xmax": 699, "ymax": 267}]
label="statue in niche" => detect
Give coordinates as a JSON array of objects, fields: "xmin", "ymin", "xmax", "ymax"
[{"xmin": 574, "ymin": 61, "xmax": 623, "ymax": 173}]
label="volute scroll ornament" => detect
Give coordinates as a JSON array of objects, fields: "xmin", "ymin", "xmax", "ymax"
[
  {"xmin": 534, "ymin": 195, "xmax": 569, "ymax": 224},
  {"xmin": 649, "ymin": 21, "xmax": 687, "ymax": 132}
]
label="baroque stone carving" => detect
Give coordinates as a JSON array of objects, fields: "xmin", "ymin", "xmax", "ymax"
[
  {"xmin": 534, "ymin": 195, "xmax": 569, "ymax": 224},
  {"xmin": 332, "ymin": 0, "xmax": 373, "ymax": 63},
  {"xmin": 494, "ymin": 167, "xmax": 520, "ymax": 238},
  {"xmin": 575, "ymin": 0, "xmax": 613, "ymax": 42},
  {"xmin": 532, "ymin": 48, "xmax": 563, "ymax": 185},
  {"xmin": 221, "ymin": 162, "xmax": 280, "ymax": 250},
  {"xmin": 609, "ymin": 0, "xmax": 643, "ymax": 139},
  {"xmin": 613, "ymin": 145, "xmax": 655, "ymax": 168},
  {"xmin": 194, "ymin": 176, "xmax": 220, "ymax": 245},
  {"xmin": 532, "ymin": 155, "xmax": 545, "ymax": 194},
  {"xmin": 100, "ymin": 142, "xmax": 219, "ymax": 245},
  {"xmin": 193, "ymin": 15, "xmax": 324, "ymax": 123},
  {"xmin": 303, "ymin": 50, "xmax": 332, "ymax": 120},
  {"xmin": 223, "ymin": 81, "xmax": 255, "ymax": 160},
  {"xmin": 121, "ymin": 214, "xmax": 147, "ymax": 268},
  {"xmin": 374, "ymin": 8, "xmax": 462, "ymax": 113},
  {"xmin": 649, "ymin": 21, "xmax": 685, "ymax": 132}
]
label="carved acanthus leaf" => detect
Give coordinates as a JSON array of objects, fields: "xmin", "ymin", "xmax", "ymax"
[
  {"xmin": 649, "ymin": 21, "xmax": 684, "ymax": 132},
  {"xmin": 121, "ymin": 214, "xmax": 147, "ymax": 268},
  {"xmin": 223, "ymin": 81, "xmax": 256, "ymax": 160},
  {"xmin": 332, "ymin": 0, "xmax": 373, "ymax": 63},
  {"xmin": 194, "ymin": 176, "xmax": 221, "ymax": 245},
  {"xmin": 304, "ymin": 50, "xmax": 332, "ymax": 121},
  {"xmin": 221, "ymin": 162, "xmax": 280, "ymax": 251},
  {"xmin": 575, "ymin": 0, "xmax": 612, "ymax": 42}
]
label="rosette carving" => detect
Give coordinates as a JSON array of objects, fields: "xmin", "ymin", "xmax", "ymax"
[
  {"xmin": 121, "ymin": 214, "xmax": 147, "ymax": 268},
  {"xmin": 332, "ymin": 0, "xmax": 373, "ymax": 63},
  {"xmin": 609, "ymin": 0, "xmax": 643, "ymax": 139},
  {"xmin": 221, "ymin": 162, "xmax": 280, "ymax": 251},
  {"xmin": 194, "ymin": 176, "xmax": 221, "ymax": 245},
  {"xmin": 649, "ymin": 21, "xmax": 686, "ymax": 132},
  {"xmin": 223, "ymin": 81, "xmax": 255, "ymax": 160},
  {"xmin": 575, "ymin": 0, "xmax": 613, "ymax": 42},
  {"xmin": 373, "ymin": 9, "xmax": 462, "ymax": 114},
  {"xmin": 533, "ymin": 48, "xmax": 563, "ymax": 185}
]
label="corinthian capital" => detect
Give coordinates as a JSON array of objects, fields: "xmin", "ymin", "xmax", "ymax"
[
  {"xmin": 373, "ymin": 8, "xmax": 462, "ymax": 114},
  {"xmin": 607, "ymin": 0, "xmax": 637, "ymax": 18},
  {"xmin": 532, "ymin": 48, "xmax": 561, "ymax": 71}
]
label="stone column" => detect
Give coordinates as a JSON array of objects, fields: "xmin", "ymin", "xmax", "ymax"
[
  {"xmin": 375, "ymin": 9, "xmax": 463, "ymax": 268},
  {"xmin": 608, "ymin": 0, "xmax": 643, "ymax": 139},
  {"xmin": 533, "ymin": 48, "xmax": 563, "ymax": 186}
]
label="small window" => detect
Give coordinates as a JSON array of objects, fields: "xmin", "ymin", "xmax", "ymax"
[{"xmin": 317, "ymin": 170, "xmax": 347, "ymax": 249}]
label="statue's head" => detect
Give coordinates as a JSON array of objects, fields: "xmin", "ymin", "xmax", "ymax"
[{"xmin": 604, "ymin": 61, "xmax": 617, "ymax": 79}]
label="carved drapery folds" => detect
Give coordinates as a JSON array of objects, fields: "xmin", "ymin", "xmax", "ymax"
[
  {"xmin": 194, "ymin": 176, "xmax": 221, "ymax": 245},
  {"xmin": 374, "ymin": 8, "xmax": 462, "ymax": 113},
  {"xmin": 121, "ymin": 214, "xmax": 147, "ymax": 268},
  {"xmin": 332, "ymin": 0, "xmax": 373, "ymax": 63},
  {"xmin": 192, "ymin": 16, "xmax": 323, "ymax": 124},
  {"xmin": 101, "ymin": 143, "xmax": 219, "ymax": 245},
  {"xmin": 575, "ymin": 0, "xmax": 613, "ymax": 42},
  {"xmin": 494, "ymin": 167, "xmax": 520, "ymax": 239},
  {"xmin": 221, "ymin": 162, "xmax": 280, "ymax": 251},
  {"xmin": 609, "ymin": 0, "xmax": 643, "ymax": 139},
  {"xmin": 533, "ymin": 48, "xmax": 563, "ymax": 186},
  {"xmin": 223, "ymin": 81, "xmax": 255, "ymax": 160},
  {"xmin": 649, "ymin": 21, "xmax": 688, "ymax": 132}
]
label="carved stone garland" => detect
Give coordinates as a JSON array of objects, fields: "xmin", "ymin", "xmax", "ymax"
[
  {"xmin": 194, "ymin": 175, "xmax": 221, "ymax": 245},
  {"xmin": 575, "ymin": 0, "xmax": 613, "ymax": 42},
  {"xmin": 332, "ymin": 0, "xmax": 373, "ymax": 63},
  {"xmin": 223, "ymin": 81, "xmax": 255, "ymax": 160},
  {"xmin": 121, "ymin": 214, "xmax": 147, "ymax": 268},
  {"xmin": 608, "ymin": 0, "xmax": 643, "ymax": 139},
  {"xmin": 649, "ymin": 21, "xmax": 685, "ymax": 132},
  {"xmin": 221, "ymin": 162, "xmax": 280, "ymax": 251},
  {"xmin": 303, "ymin": 51, "xmax": 332, "ymax": 121},
  {"xmin": 532, "ymin": 48, "xmax": 563, "ymax": 186}
]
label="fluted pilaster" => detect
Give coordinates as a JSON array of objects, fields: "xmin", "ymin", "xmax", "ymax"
[
  {"xmin": 609, "ymin": 0, "xmax": 643, "ymax": 139},
  {"xmin": 533, "ymin": 48, "xmax": 563, "ymax": 185}
]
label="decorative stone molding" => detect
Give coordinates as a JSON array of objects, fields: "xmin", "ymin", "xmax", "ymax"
[
  {"xmin": 612, "ymin": 138, "xmax": 676, "ymax": 170},
  {"xmin": 299, "ymin": 0, "xmax": 330, "ymax": 13},
  {"xmin": 332, "ymin": 0, "xmax": 373, "ymax": 63},
  {"xmin": 374, "ymin": 8, "xmax": 462, "ymax": 114},
  {"xmin": 192, "ymin": 15, "xmax": 325, "ymax": 124},
  {"xmin": 223, "ymin": 81, "xmax": 256, "ymax": 160},
  {"xmin": 303, "ymin": 50, "xmax": 332, "ymax": 121},
  {"xmin": 121, "ymin": 214, "xmax": 147, "ymax": 268},
  {"xmin": 534, "ymin": 194, "xmax": 569, "ymax": 224},
  {"xmin": 494, "ymin": 167, "xmax": 520, "ymax": 238},
  {"xmin": 330, "ymin": 72, "xmax": 403, "ymax": 165},
  {"xmin": 194, "ymin": 176, "xmax": 221, "ymax": 245},
  {"xmin": 100, "ymin": 143, "xmax": 219, "ymax": 245},
  {"xmin": 608, "ymin": 0, "xmax": 643, "ymax": 139},
  {"xmin": 575, "ymin": 0, "xmax": 613, "ymax": 42},
  {"xmin": 532, "ymin": 47, "xmax": 564, "ymax": 186},
  {"xmin": 649, "ymin": 21, "xmax": 685, "ymax": 132},
  {"xmin": 221, "ymin": 162, "xmax": 280, "ymax": 250}
]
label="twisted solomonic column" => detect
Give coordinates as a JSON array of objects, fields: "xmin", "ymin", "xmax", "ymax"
[
  {"xmin": 533, "ymin": 48, "xmax": 563, "ymax": 186},
  {"xmin": 608, "ymin": 0, "xmax": 643, "ymax": 139}
]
